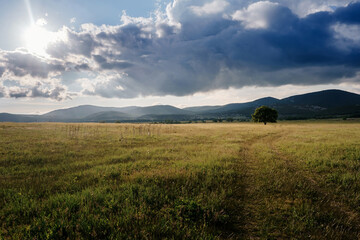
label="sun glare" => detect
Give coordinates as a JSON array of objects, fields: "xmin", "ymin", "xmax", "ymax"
[{"xmin": 24, "ymin": 25, "xmax": 58, "ymax": 56}]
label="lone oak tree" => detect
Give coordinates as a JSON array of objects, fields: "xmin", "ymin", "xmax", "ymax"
[{"xmin": 252, "ymin": 106, "xmax": 278, "ymax": 125}]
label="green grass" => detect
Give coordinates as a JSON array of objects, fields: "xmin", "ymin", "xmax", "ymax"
[{"xmin": 1, "ymin": 122, "xmax": 360, "ymax": 239}]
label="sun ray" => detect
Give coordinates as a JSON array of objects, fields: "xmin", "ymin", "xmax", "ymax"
[{"xmin": 24, "ymin": 0, "xmax": 35, "ymax": 25}]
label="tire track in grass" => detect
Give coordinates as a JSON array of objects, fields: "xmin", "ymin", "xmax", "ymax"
[
  {"xmin": 235, "ymin": 133, "xmax": 275, "ymax": 239},
  {"xmin": 269, "ymin": 138, "xmax": 360, "ymax": 238},
  {"xmin": 238, "ymin": 131, "xmax": 360, "ymax": 239}
]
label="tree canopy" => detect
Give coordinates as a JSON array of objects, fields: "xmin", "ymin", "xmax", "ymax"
[{"xmin": 252, "ymin": 106, "xmax": 278, "ymax": 125}]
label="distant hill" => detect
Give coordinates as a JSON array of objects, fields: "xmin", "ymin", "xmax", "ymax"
[
  {"xmin": 280, "ymin": 89, "xmax": 360, "ymax": 108},
  {"xmin": 183, "ymin": 97, "xmax": 280, "ymax": 114},
  {"xmin": 183, "ymin": 105, "xmax": 222, "ymax": 113},
  {"xmin": 184, "ymin": 90, "xmax": 360, "ymax": 120},
  {"xmin": 0, "ymin": 113, "xmax": 38, "ymax": 122},
  {"xmin": 43, "ymin": 105, "xmax": 125, "ymax": 121},
  {"xmin": 204, "ymin": 97, "xmax": 280, "ymax": 114},
  {"xmin": 274, "ymin": 90, "xmax": 360, "ymax": 119},
  {"xmin": 1, "ymin": 89, "xmax": 360, "ymax": 122},
  {"xmin": 82, "ymin": 111, "xmax": 133, "ymax": 122},
  {"xmin": 123, "ymin": 105, "xmax": 194, "ymax": 117}
]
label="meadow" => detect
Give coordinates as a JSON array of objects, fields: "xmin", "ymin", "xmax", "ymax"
[{"xmin": 1, "ymin": 121, "xmax": 360, "ymax": 239}]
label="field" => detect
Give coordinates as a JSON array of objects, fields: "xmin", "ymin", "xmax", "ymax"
[{"xmin": 1, "ymin": 121, "xmax": 360, "ymax": 239}]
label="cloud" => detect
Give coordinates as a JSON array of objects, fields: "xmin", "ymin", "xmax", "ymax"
[
  {"xmin": 232, "ymin": 1, "xmax": 280, "ymax": 29},
  {"xmin": 4, "ymin": 83, "xmax": 69, "ymax": 101},
  {"xmin": 46, "ymin": 27, "xmax": 99, "ymax": 58},
  {"xmin": 36, "ymin": 18, "xmax": 48, "ymax": 26},
  {"xmin": 0, "ymin": 50, "xmax": 72, "ymax": 100},
  {"xmin": 1, "ymin": 50, "xmax": 65, "ymax": 78},
  {"xmin": 190, "ymin": 0, "xmax": 229, "ymax": 15},
  {"xmin": 0, "ymin": 84, "xmax": 4, "ymax": 98},
  {"xmin": 268, "ymin": 0, "xmax": 353, "ymax": 17},
  {"xmin": 80, "ymin": 72, "xmax": 135, "ymax": 98},
  {"xmin": 1, "ymin": 0, "xmax": 360, "ymax": 100},
  {"xmin": 332, "ymin": 23, "xmax": 360, "ymax": 50},
  {"xmin": 30, "ymin": 85, "xmax": 69, "ymax": 101},
  {"xmin": 0, "ymin": 66, "xmax": 5, "ymax": 77}
]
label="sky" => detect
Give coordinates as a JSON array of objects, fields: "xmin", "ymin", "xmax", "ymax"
[{"xmin": 0, "ymin": 0, "xmax": 360, "ymax": 114}]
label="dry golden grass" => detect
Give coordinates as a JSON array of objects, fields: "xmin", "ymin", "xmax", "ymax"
[{"xmin": 1, "ymin": 121, "xmax": 360, "ymax": 239}]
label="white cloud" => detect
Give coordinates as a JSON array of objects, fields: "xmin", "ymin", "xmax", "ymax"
[
  {"xmin": 232, "ymin": 1, "xmax": 280, "ymax": 29},
  {"xmin": 0, "ymin": 78, "xmax": 69, "ymax": 101},
  {"xmin": 304, "ymin": 4, "xmax": 334, "ymax": 15},
  {"xmin": 70, "ymin": 17, "xmax": 76, "ymax": 23},
  {"xmin": 267, "ymin": 0, "xmax": 352, "ymax": 17},
  {"xmin": 80, "ymin": 72, "xmax": 133, "ymax": 98},
  {"xmin": 190, "ymin": 0, "xmax": 229, "ymax": 16},
  {"xmin": 36, "ymin": 18, "xmax": 48, "ymax": 26}
]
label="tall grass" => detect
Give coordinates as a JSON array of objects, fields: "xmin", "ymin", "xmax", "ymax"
[{"xmin": 1, "ymin": 121, "xmax": 360, "ymax": 239}]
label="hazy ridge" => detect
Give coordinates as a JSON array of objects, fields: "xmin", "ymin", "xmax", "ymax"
[{"xmin": 1, "ymin": 89, "xmax": 360, "ymax": 122}]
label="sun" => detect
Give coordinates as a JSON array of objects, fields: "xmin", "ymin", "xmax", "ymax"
[{"xmin": 24, "ymin": 25, "xmax": 57, "ymax": 56}]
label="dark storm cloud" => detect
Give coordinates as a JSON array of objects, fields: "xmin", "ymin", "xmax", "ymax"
[
  {"xmin": 256, "ymin": 2, "xmax": 360, "ymax": 67},
  {"xmin": 76, "ymin": 1, "xmax": 360, "ymax": 98},
  {"xmin": 1, "ymin": 0, "xmax": 360, "ymax": 100},
  {"xmin": 334, "ymin": 2, "xmax": 360, "ymax": 24}
]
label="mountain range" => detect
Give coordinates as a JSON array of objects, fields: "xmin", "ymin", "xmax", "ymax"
[{"xmin": 1, "ymin": 89, "xmax": 360, "ymax": 122}]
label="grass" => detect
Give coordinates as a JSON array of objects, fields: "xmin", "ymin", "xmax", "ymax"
[{"xmin": 1, "ymin": 121, "xmax": 360, "ymax": 239}]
